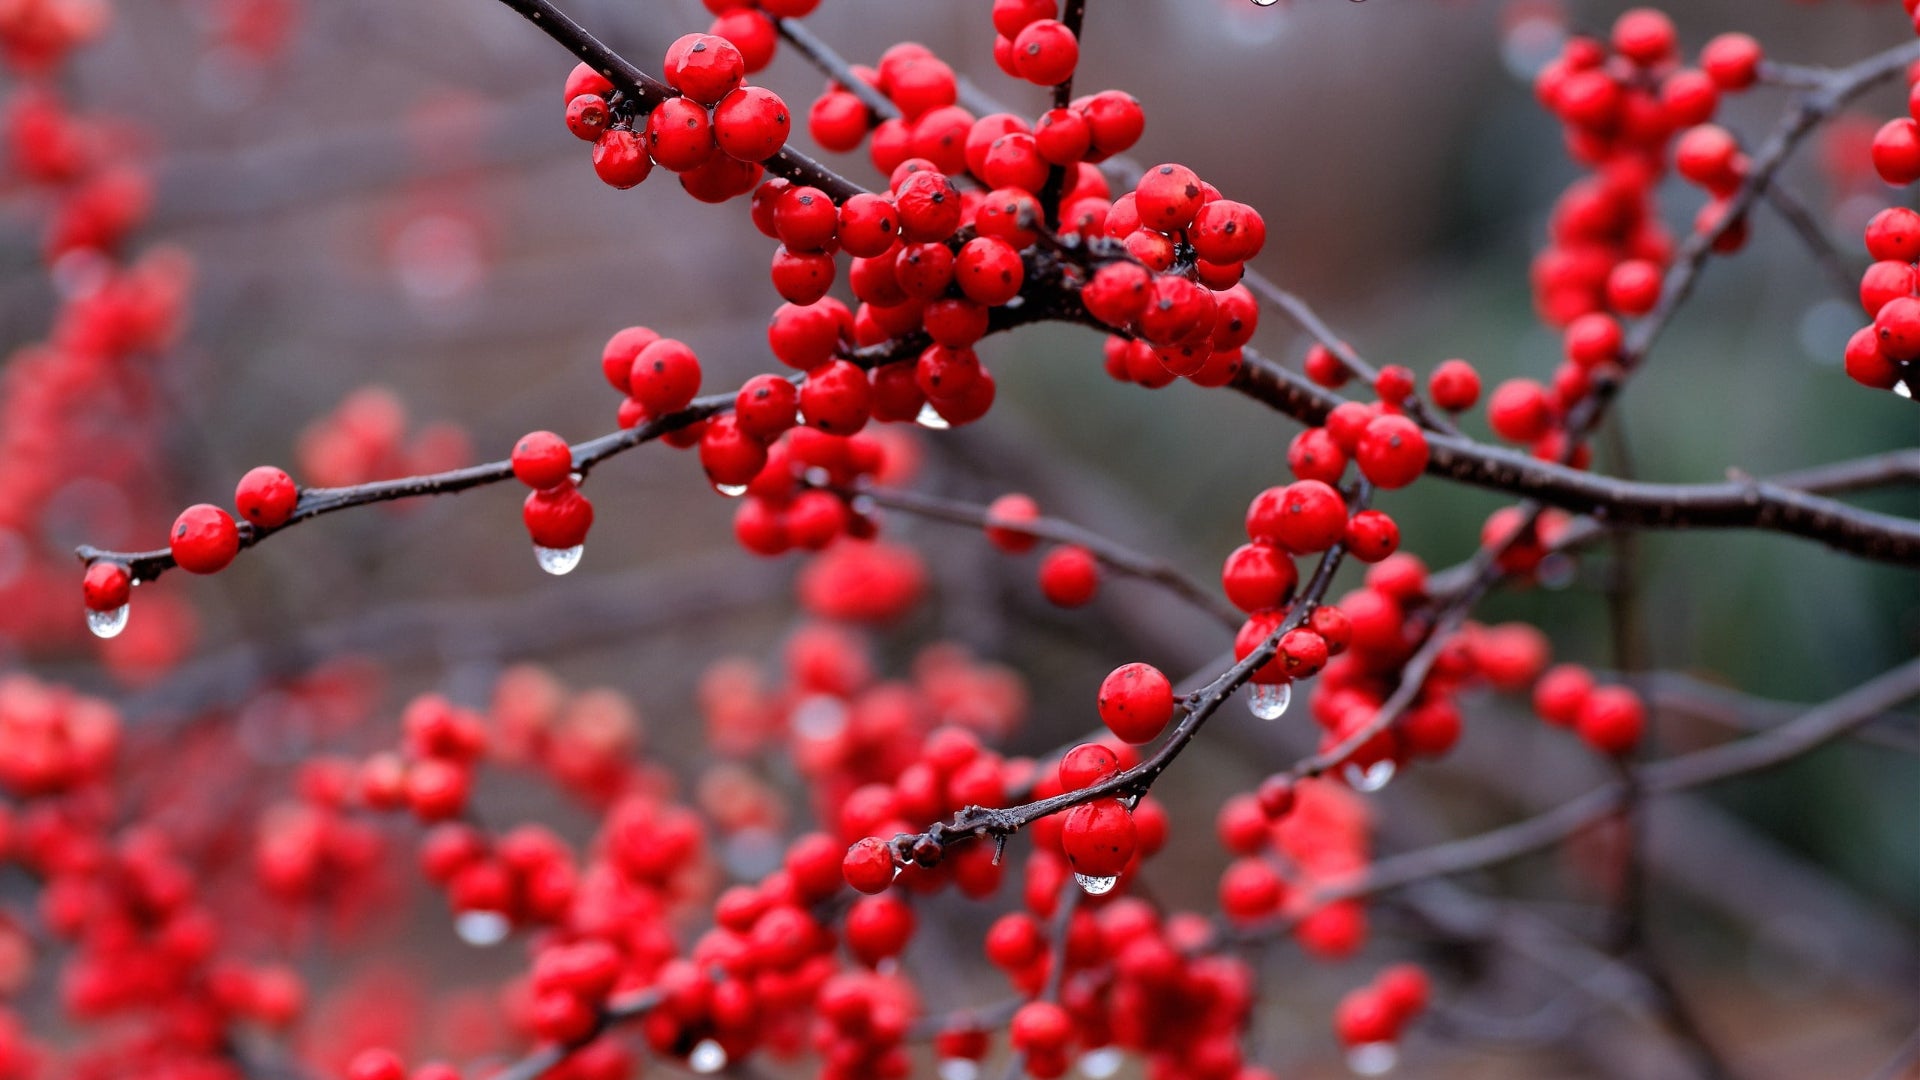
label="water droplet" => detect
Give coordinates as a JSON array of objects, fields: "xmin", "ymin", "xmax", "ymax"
[
  {"xmin": 533, "ymin": 544, "xmax": 584, "ymax": 575},
  {"xmin": 688, "ymin": 1038, "xmax": 727, "ymax": 1074},
  {"xmin": 1896, "ymin": 380, "xmax": 1915, "ymax": 400},
  {"xmin": 1246, "ymin": 681, "xmax": 1292, "ymax": 720},
  {"xmin": 791, "ymin": 695, "xmax": 849, "ymax": 741},
  {"xmin": 1346, "ymin": 1041, "xmax": 1399, "ymax": 1076},
  {"xmin": 454, "ymin": 910, "xmax": 511, "ymax": 946},
  {"xmin": 1073, "ymin": 872, "xmax": 1119, "ymax": 896},
  {"xmin": 938, "ymin": 1060, "xmax": 980, "ymax": 1080},
  {"xmin": 915, "ymin": 402, "xmax": 950, "ymax": 430},
  {"xmin": 1078, "ymin": 1047, "xmax": 1124, "ymax": 1079},
  {"xmin": 714, "ymin": 482, "xmax": 748, "ymax": 498},
  {"xmin": 1342, "ymin": 759, "xmax": 1397, "ymax": 793},
  {"xmin": 86, "ymin": 604, "xmax": 129, "ymax": 639}
]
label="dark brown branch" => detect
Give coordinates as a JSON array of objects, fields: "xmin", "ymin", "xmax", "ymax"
[
  {"xmin": 75, "ymin": 393, "xmax": 730, "ymax": 583},
  {"xmin": 494, "ymin": 0, "xmax": 870, "ymax": 202},
  {"xmin": 893, "ymin": 487, "xmax": 1368, "ymax": 857},
  {"xmin": 1762, "ymin": 182, "xmax": 1859, "ymax": 299},
  {"xmin": 1239, "ymin": 267, "xmax": 1463, "ymax": 438},
  {"xmin": 844, "ymin": 482, "xmax": 1242, "ymax": 628},
  {"xmin": 1230, "ymin": 346, "xmax": 1920, "ymax": 565}
]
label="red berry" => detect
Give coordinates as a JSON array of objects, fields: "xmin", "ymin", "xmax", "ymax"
[
  {"xmin": 1098, "ymin": 663, "xmax": 1175, "ymax": 744},
  {"xmin": 1058, "ymin": 742, "xmax": 1120, "ymax": 791},
  {"xmin": 1190, "ymin": 199, "xmax": 1265, "ymax": 264},
  {"xmin": 1009, "ymin": 1001, "xmax": 1071, "ymax": 1055},
  {"xmin": 699, "ymin": 415, "xmax": 769, "ymax": 488},
  {"xmin": 1011, "ymin": 19, "xmax": 1078, "ymax": 86},
  {"xmin": 82, "ymin": 561, "xmax": 131, "ymax": 612},
  {"xmin": 1875, "ymin": 296, "xmax": 1920, "ymax": 362},
  {"xmin": 893, "ymin": 170, "xmax": 963, "ymax": 242},
  {"xmin": 1343, "ymin": 509, "xmax": 1399, "ymax": 563},
  {"xmin": 1221, "ymin": 542, "xmax": 1298, "ymax": 613},
  {"xmin": 984, "ymin": 493, "xmax": 1041, "ymax": 553},
  {"xmin": 1533, "ymin": 664, "xmax": 1594, "ymax": 726},
  {"xmin": 1218, "ymin": 857, "xmax": 1283, "ymax": 923},
  {"xmin": 1355, "ymin": 415, "xmax": 1428, "ymax": 490},
  {"xmin": 1278, "ymin": 628, "xmax": 1328, "ymax": 679},
  {"xmin": 646, "ymin": 98, "xmax": 716, "ymax": 172},
  {"xmin": 1061, "ymin": 797, "xmax": 1136, "ymax": 878},
  {"xmin": 1373, "ymin": 364, "xmax": 1415, "ymax": 405},
  {"xmin": 1378, "ymin": 963, "xmax": 1432, "ymax": 1023},
  {"xmin": 1606, "ymin": 259, "xmax": 1663, "ymax": 315},
  {"xmin": 955, "ymin": 236, "xmax": 1025, "ymax": 306},
  {"xmin": 511, "ymin": 431, "xmax": 574, "ymax": 490},
  {"xmin": 837, "ymin": 192, "xmax": 900, "ymax": 258},
  {"xmin": 562, "ymin": 63, "xmax": 613, "ymax": 103},
  {"xmin": 1038, "ymin": 544, "xmax": 1100, "ymax": 607},
  {"xmin": 1248, "ymin": 480, "xmax": 1347, "ymax": 554},
  {"xmin": 234, "ymin": 465, "xmax": 298, "ymax": 528},
  {"xmin": 799, "ymin": 360, "xmax": 872, "ymax": 434},
  {"xmin": 1304, "ymin": 342, "xmax": 1349, "ymax": 388},
  {"xmin": 1871, "ymin": 119, "xmax": 1920, "ymax": 186},
  {"xmin": 713, "ymin": 86, "xmax": 791, "ymax": 162},
  {"xmin": 1701, "ymin": 33, "xmax": 1762, "ymax": 92},
  {"xmin": 1427, "ymin": 359, "xmax": 1481, "ymax": 411},
  {"xmin": 629, "ymin": 338, "xmax": 703, "ymax": 416},
  {"xmin": 1864, "ymin": 208, "xmax": 1920, "ymax": 263},
  {"xmin": 565, "ymin": 93, "xmax": 609, "ymax": 141},
  {"xmin": 1333, "ymin": 988, "xmax": 1398, "ymax": 1047},
  {"xmin": 842, "ymin": 837, "xmax": 895, "ymax": 893},
  {"xmin": 591, "ymin": 129, "xmax": 653, "ymax": 189},
  {"xmin": 170, "ymin": 504, "xmax": 240, "ymax": 574},
  {"xmin": 734, "ymin": 374, "xmax": 799, "ymax": 441},
  {"xmin": 522, "ymin": 482, "xmax": 593, "ymax": 549},
  {"xmin": 1576, "ymin": 685, "xmax": 1644, "ymax": 755},
  {"xmin": 667, "ymin": 34, "xmax": 745, "ymax": 105},
  {"xmin": 1487, "ymin": 378, "xmax": 1554, "ymax": 443},
  {"xmin": 600, "ymin": 325, "xmax": 658, "ymax": 393},
  {"xmin": 1133, "ymin": 163, "xmax": 1204, "ymax": 233}
]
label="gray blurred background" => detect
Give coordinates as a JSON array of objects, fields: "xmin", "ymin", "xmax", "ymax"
[{"xmin": 12, "ymin": 0, "xmax": 1919, "ymax": 1076}]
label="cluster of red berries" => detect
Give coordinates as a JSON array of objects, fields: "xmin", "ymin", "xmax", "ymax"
[
  {"xmin": 1521, "ymin": 12, "xmax": 1773, "ymax": 418},
  {"xmin": 1078, "ymin": 163, "xmax": 1266, "ymax": 385},
  {"xmin": 1213, "ymin": 778, "xmax": 1372, "ymax": 951},
  {"xmin": 297, "ymin": 386, "xmax": 471, "ymax": 489},
  {"xmin": 562, "ymin": 28, "xmax": 793, "ymax": 198},
  {"xmin": 1848, "ymin": 207, "xmax": 1920, "ymax": 394},
  {"xmin": 1333, "ymin": 964, "xmax": 1431, "ymax": 1051},
  {"xmin": 1533, "ymin": 662, "xmax": 1648, "ymax": 755}
]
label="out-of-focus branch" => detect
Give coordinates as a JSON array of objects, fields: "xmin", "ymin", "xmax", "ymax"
[
  {"xmin": 843, "ymin": 482, "xmax": 1241, "ymax": 628},
  {"xmin": 1761, "ymin": 183, "xmax": 1859, "ymax": 299},
  {"xmin": 1325, "ymin": 658, "xmax": 1920, "ymax": 903},
  {"xmin": 774, "ymin": 16, "xmax": 897, "ymax": 122}
]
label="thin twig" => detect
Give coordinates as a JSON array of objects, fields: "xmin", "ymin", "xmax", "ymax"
[
  {"xmin": 774, "ymin": 16, "xmax": 897, "ymax": 123},
  {"xmin": 1762, "ymin": 182, "xmax": 1859, "ymax": 299},
  {"xmin": 845, "ymin": 482, "xmax": 1242, "ymax": 627}
]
